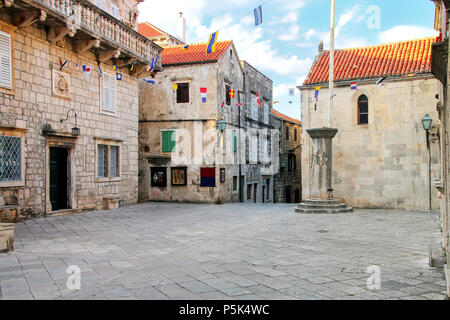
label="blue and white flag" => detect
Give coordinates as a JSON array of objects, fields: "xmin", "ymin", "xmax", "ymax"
[
  {"xmin": 350, "ymin": 82, "xmax": 358, "ymax": 90},
  {"xmin": 82, "ymin": 65, "xmax": 91, "ymax": 81},
  {"xmin": 149, "ymin": 56, "xmax": 159, "ymax": 72},
  {"xmin": 143, "ymin": 79, "xmax": 155, "ymax": 84},
  {"xmin": 116, "ymin": 73, "xmax": 122, "ymax": 81},
  {"xmin": 254, "ymin": 5, "xmax": 263, "ymax": 26},
  {"xmin": 98, "ymin": 66, "xmax": 103, "ymax": 77}
]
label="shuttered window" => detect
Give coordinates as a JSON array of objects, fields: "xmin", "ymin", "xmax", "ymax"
[
  {"xmin": 232, "ymin": 130, "xmax": 237, "ymax": 152},
  {"xmin": 102, "ymin": 72, "xmax": 115, "ymax": 113},
  {"xmin": 0, "ymin": 31, "xmax": 12, "ymax": 89},
  {"xmin": 161, "ymin": 130, "xmax": 176, "ymax": 153},
  {"xmin": 110, "ymin": 3, "xmax": 121, "ymax": 20},
  {"xmin": 94, "ymin": 0, "xmax": 107, "ymax": 11}
]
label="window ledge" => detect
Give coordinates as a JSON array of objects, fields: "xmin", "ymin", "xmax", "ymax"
[
  {"xmin": 101, "ymin": 110, "xmax": 117, "ymax": 118},
  {"xmin": 0, "ymin": 87, "xmax": 14, "ymax": 96},
  {"xmin": 96, "ymin": 177, "xmax": 122, "ymax": 183},
  {"xmin": 0, "ymin": 181, "xmax": 25, "ymax": 188}
]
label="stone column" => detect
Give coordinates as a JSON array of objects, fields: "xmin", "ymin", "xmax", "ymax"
[{"xmin": 307, "ymin": 128, "xmax": 338, "ymax": 199}]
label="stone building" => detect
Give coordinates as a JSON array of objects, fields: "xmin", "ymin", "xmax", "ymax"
[
  {"xmin": 430, "ymin": 0, "xmax": 450, "ymax": 298},
  {"xmin": 138, "ymin": 40, "xmax": 244, "ymax": 203},
  {"xmin": 272, "ymin": 109, "xmax": 302, "ymax": 203},
  {"xmin": 138, "ymin": 21, "xmax": 185, "ymax": 48},
  {"xmin": 241, "ymin": 61, "xmax": 278, "ymax": 203},
  {"xmin": 0, "ymin": 0, "xmax": 162, "ymax": 220},
  {"xmin": 299, "ymin": 37, "xmax": 441, "ymax": 211}
]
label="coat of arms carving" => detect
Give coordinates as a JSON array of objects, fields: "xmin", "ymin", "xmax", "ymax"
[{"xmin": 52, "ymin": 69, "xmax": 71, "ymax": 99}]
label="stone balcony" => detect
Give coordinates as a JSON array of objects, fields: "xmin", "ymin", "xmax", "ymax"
[{"xmin": 3, "ymin": 0, "xmax": 162, "ymax": 76}]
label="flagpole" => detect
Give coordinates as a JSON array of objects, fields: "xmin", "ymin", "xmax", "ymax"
[{"xmin": 328, "ymin": 0, "xmax": 335, "ymax": 128}]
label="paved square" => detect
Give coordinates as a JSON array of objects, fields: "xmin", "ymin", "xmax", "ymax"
[{"xmin": 0, "ymin": 203, "xmax": 447, "ymax": 300}]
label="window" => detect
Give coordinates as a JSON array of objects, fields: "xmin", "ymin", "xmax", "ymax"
[
  {"xmin": 225, "ymin": 84, "xmax": 231, "ymax": 106},
  {"xmin": 267, "ymin": 135, "xmax": 272, "ymax": 158},
  {"xmin": 245, "ymin": 137, "xmax": 249, "ymax": 164},
  {"xmin": 94, "ymin": 0, "xmax": 106, "ymax": 10},
  {"xmin": 176, "ymin": 83, "xmax": 189, "ymax": 103},
  {"xmin": 251, "ymin": 94, "xmax": 258, "ymax": 120},
  {"xmin": 220, "ymin": 168, "xmax": 226, "ymax": 183},
  {"xmin": 102, "ymin": 72, "xmax": 115, "ymax": 113},
  {"xmin": 232, "ymin": 176, "xmax": 238, "ymax": 191},
  {"xmin": 0, "ymin": 30, "xmax": 12, "ymax": 89},
  {"xmin": 0, "ymin": 135, "xmax": 21, "ymax": 182},
  {"xmin": 97, "ymin": 144, "xmax": 120, "ymax": 179},
  {"xmin": 294, "ymin": 128, "xmax": 298, "ymax": 141},
  {"xmin": 286, "ymin": 127, "xmax": 290, "ymax": 141},
  {"xmin": 200, "ymin": 168, "xmax": 216, "ymax": 187},
  {"xmin": 110, "ymin": 1, "xmax": 120, "ymax": 19},
  {"xmin": 251, "ymin": 136, "xmax": 258, "ymax": 163},
  {"xmin": 288, "ymin": 154, "xmax": 296, "ymax": 172},
  {"xmin": 232, "ymin": 130, "xmax": 237, "ymax": 153},
  {"xmin": 161, "ymin": 130, "xmax": 176, "ymax": 153},
  {"xmin": 358, "ymin": 95, "xmax": 369, "ymax": 125},
  {"xmin": 266, "ymin": 179, "xmax": 270, "ymax": 200},
  {"xmin": 247, "ymin": 184, "xmax": 252, "ymax": 200}
]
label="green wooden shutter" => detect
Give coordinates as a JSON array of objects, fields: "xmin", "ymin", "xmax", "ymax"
[
  {"xmin": 233, "ymin": 130, "xmax": 237, "ymax": 152},
  {"xmin": 162, "ymin": 131, "xmax": 175, "ymax": 153}
]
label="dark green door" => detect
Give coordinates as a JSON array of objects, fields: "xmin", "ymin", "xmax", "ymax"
[{"xmin": 50, "ymin": 147, "xmax": 69, "ymax": 211}]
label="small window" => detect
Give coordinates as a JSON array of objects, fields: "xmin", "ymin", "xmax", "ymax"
[
  {"xmin": 176, "ymin": 83, "xmax": 189, "ymax": 103},
  {"xmin": 0, "ymin": 31, "xmax": 12, "ymax": 89},
  {"xmin": 102, "ymin": 72, "xmax": 116, "ymax": 113},
  {"xmin": 288, "ymin": 154, "xmax": 296, "ymax": 172},
  {"xmin": 286, "ymin": 127, "xmax": 290, "ymax": 141},
  {"xmin": 294, "ymin": 128, "xmax": 298, "ymax": 141},
  {"xmin": 232, "ymin": 130, "xmax": 237, "ymax": 153},
  {"xmin": 97, "ymin": 144, "xmax": 120, "ymax": 178},
  {"xmin": 0, "ymin": 135, "xmax": 21, "ymax": 182},
  {"xmin": 225, "ymin": 84, "xmax": 231, "ymax": 105},
  {"xmin": 245, "ymin": 137, "xmax": 249, "ymax": 164},
  {"xmin": 247, "ymin": 184, "xmax": 252, "ymax": 200},
  {"xmin": 161, "ymin": 130, "xmax": 176, "ymax": 153},
  {"xmin": 220, "ymin": 168, "xmax": 225, "ymax": 183},
  {"xmin": 267, "ymin": 135, "xmax": 272, "ymax": 158},
  {"xmin": 232, "ymin": 176, "xmax": 238, "ymax": 191},
  {"xmin": 358, "ymin": 95, "xmax": 369, "ymax": 125},
  {"xmin": 110, "ymin": 1, "xmax": 120, "ymax": 19}
]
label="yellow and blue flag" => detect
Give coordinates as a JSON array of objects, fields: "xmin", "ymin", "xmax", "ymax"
[{"xmin": 206, "ymin": 31, "xmax": 219, "ymax": 54}]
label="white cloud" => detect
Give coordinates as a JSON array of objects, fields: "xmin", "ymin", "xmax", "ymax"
[
  {"xmin": 278, "ymin": 25, "xmax": 300, "ymax": 41},
  {"xmin": 379, "ymin": 25, "xmax": 438, "ymax": 43}
]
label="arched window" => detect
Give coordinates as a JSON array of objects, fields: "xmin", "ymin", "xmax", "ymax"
[{"xmin": 358, "ymin": 95, "xmax": 369, "ymax": 125}]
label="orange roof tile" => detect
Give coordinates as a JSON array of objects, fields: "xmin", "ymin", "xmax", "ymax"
[
  {"xmin": 138, "ymin": 22, "xmax": 165, "ymax": 38},
  {"xmin": 304, "ymin": 37, "xmax": 437, "ymax": 85},
  {"xmin": 162, "ymin": 41, "xmax": 233, "ymax": 66},
  {"xmin": 272, "ymin": 109, "xmax": 301, "ymax": 125}
]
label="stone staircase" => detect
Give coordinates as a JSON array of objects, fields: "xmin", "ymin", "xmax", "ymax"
[{"xmin": 295, "ymin": 199, "xmax": 353, "ymax": 214}]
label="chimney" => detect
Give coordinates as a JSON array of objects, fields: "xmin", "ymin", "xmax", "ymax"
[
  {"xmin": 318, "ymin": 41, "xmax": 324, "ymax": 54},
  {"xmin": 177, "ymin": 12, "xmax": 186, "ymax": 43}
]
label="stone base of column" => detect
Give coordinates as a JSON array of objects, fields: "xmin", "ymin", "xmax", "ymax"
[{"xmin": 295, "ymin": 199, "xmax": 353, "ymax": 214}]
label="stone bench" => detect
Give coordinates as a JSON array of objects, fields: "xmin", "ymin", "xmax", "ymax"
[
  {"xmin": 0, "ymin": 223, "xmax": 15, "ymax": 252},
  {"xmin": 0, "ymin": 205, "xmax": 21, "ymax": 223},
  {"xmin": 102, "ymin": 196, "xmax": 121, "ymax": 210}
]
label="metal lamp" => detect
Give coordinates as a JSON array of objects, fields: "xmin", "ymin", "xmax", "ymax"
[
  {"xmin": 421, "ymin": 114, "xmax": 432, "ymax": 131},
  {"xmin": 217, "ymin": 119, "xmax": 227, "ymax": 132}
]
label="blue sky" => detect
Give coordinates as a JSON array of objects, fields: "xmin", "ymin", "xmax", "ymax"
[{"xmin": 139, "ymin": 0, "xmax": 438, "ymax": 119}]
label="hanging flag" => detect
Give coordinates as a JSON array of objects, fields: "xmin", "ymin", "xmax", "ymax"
[
  {"xmin": 82, "ymin": 65, "xmax": 91, "ymax": 80},
  {"xmin": 350, "ymin": 82, "xmax": 358, "ymax": 90},
  {"xmin": 183, "ymin": 44, "xmax": 190, "ymax": 50},
  {"xmin": 236, "ymin": 102, "xmax": 243, "ymax": 107},
  {"xmin": 254, "ymin": 5, "xmax": 263, "ymax": 26},
  {"xmin": 406, "ymin": 73, "xmax": 417, "ymax": 77},
  {"xmin": 206, "ymin": 31, "xmax": 219, "ymax": 54},
  {"xmin": 98, "ymin": 66, "xmax": 103, "ymax": 77},
  {"xmin": 331, "ymin": 93, "xmax": 337, "ymax": 100},
  {"xmin": 173, "ymin": 83, "xmax": 178, "ymax": 91},
  {"xmin": 314, "ymin": 86, "xmax": 322, "ymax": 101},
  {"xmin": 149, "ymin": 56, "xmax": 159, "ymax": 72},
  {"xmin": 376, "ymin": 77, "xmax": 387, "ymax": 86},
  {"xmin": 143, "ymin": 79, "xmax": 155, "ymax": 84},
  {"xmin": 273, "ymin": 101, "xmax": 280, "ymax": 104},
  {"xmin": 116, "ymin": 73, "xmax": 123, "ymax": 81},
  {"xmin": 130, "ymin": 63, "xmax": 135, "ymax": 72},
  {"xmin": 229, "ymin": 89, "xmax": 235, "ymax": 99},
  {"xmin": 256, "ymin": 90, "xmax": 262, "ymax": 107},
  {"xmin": 200, "ymin": 88, "xmax": 207, "ymax": 103},
  {"xmin": 59, "ymin": 59, "xmax": 67, "ymax": 71},
  {"xmin": 221, "ymin": 102, "xmax": 224, "ymax": 109},
  {"xmin": 288, "ymin": 88, "xmax": 295, "ymax": 97},
  {"xmin": 113, "ymin": 65, "xmax": 118, "ymax": 71}
]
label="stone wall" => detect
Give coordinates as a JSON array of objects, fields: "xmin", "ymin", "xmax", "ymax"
[
  {"xmin": 0, "ymin": 14, "xmax": 139, "ymax": 217},
  {"xmin": 300, "ymin": 76, "xmax": 441, "ymax": 210}
]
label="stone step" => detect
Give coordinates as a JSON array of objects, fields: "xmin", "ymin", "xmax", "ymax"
[
  {"xmin": 295, "ymin": 207, "xmax": 353, "ymax": 214},
  {"xmin": 303, "ymin": 199, "xmax": 342, "ymax": 205},
  {"xmin": 46, "ymin": 209, "xmax": 83, "ymax": 217},
  {"xmin": 299, "ymin": 202, "xmax": 347, "ymax": 209}
]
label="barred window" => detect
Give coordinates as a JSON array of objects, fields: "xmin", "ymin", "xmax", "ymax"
[
  {"xmin": 110, "ymin": 145, "xmax": 119, "ymax": 178},
  {"xmin": 97, "ymin": 144, "xmax": 108, "ymax": 178},
  {"xmin": 97, "ymin": 144, "xmax": 120, "ymax": 179},
  {"xmin": 0, "ymin": 135, "xmax": 21, "ymax": 182}
]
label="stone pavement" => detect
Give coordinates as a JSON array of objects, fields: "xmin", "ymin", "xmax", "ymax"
[{"xmin": 0, "ymin": 203, "xmax": 447, "ymax": 300}]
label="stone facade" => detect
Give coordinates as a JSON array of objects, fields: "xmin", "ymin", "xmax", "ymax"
[
  {"xmin": 241, "ymin": 61, "xmax": 277, "ymax": 203},
  {"xmin": 0, "ymin": 0, "xmax": 161, "ymax": 218},
  {"xmin": 272, "ymin": 110, "xmax": 302, "ymax": 203},
  {"xmin": 431, "ymin": 0, "xmax": 450, "ymax": 298},
  {"xmin": 300, "ymin": 76, "xmax": 441, "ymax": 210}
]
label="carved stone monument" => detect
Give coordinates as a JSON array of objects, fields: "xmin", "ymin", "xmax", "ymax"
[{"xmin": 296, "ymin": 128, "xmax": 352, "ymax": 214}]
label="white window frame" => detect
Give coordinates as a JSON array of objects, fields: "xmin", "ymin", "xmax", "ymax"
[
  {"xmin": 0, "ymin": 30, "xmax": 12, "ymax": 90},
  {"xmin": 102, "ymin": 72, "xmax": 116, "ymax": 115},
  {"xmin": 0, "ymin": 129, "xmax": 25, "ymax": 188},
  {"xmin": 95, "ymin": 139, "xmax": 121, "ymax": 182}
]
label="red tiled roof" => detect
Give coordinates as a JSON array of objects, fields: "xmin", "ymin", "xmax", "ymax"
[
  {"xmin": 162, "ymin": 41, "xmax": 233, "ymax": 66},
  {"xmin": 272, "ymin": 109, "xmax": 301, "ymax": 125},
  {"xmin": 138, "ymin": 22, "xmax": 165, "ymax": 38},
  {"xmin": 304, "ymin": 37, "xmax": 436, "ymax": 85}
]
